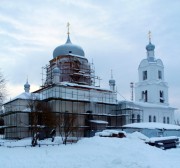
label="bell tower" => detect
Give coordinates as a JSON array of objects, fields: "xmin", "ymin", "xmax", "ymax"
[{"xmin": 135, "ymin": 32, "xmax": 169, "ymax": 105}]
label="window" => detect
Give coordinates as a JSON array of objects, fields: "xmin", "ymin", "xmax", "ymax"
[
  {"xmin": 132, "ymin": 114, "xmax": 135, "ymax": 123},
  {"xmin": 142, "ymin": 90, "xmax": 148, "ymax": 102},
  {"xmin": 143, "ymin": 71, "xmax": 147, "ymax": 80},
  {"xmin": 137, "ymin": 114, "xmax": 140, "ymax": 123},
  {"xmin": 167, "ymin": 117, "xmax": 170, "ymax": 124},
  {"xmin": 149, "ymin": 115, "xmax": 152, "ymax": 122},
  {"xmin": 158, "ymin": 70, "xmax": 162, "ymax": 79},
  {"xmin": 163, "ymin": 117, "xmax": 166, "ymax": 123},
  {"xmin": 153, "ymin": 116, "xmax": 156, "ymax": 122},
  {"xmin": 160, "ymin": 91, "xmax": 164, "ymax": 103}
]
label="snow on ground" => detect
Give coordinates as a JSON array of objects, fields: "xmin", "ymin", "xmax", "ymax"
[
  {"xmin": 127, "ymin": 131, "xmax": 150, "ymax": 141},
  {"xmin": 0, "ymin": 134, "xmax": 180, "ymax": 168}
]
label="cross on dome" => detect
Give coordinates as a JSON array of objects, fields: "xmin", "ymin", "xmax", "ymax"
[
  {"xmin": 111, "ymin": 69, "xmax": 113, "ymax": 79},
  {"xmin": 148, "ymin": 31, "xmax": 151, "ymax": 43},
  {"xmin": 67, "ymin": 22, "xmax": 70, "ymax": 35},
  {"xmin": 146, "ymin": 31, "xmax": 155, "ymax": 52}
]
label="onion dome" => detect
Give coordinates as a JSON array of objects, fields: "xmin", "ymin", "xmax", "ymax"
[
  {"xmin": 53, "ymin": 67, "xmax": 60, "ymax": 74},
  {"xmin": 24, "ymin": 80, "xmax": 30, "ymax": 93},
  {"xmin": 109, "ymin": 70, "xmax": 116, "ymax": 86},
  {"xmin": 146, "ymin": 42, "xmax": 155, "ymax": 51},
  {"xmin": 53, "ymin": 35, "xmax": 85, "ymax": 58},
  {"xmin": 109, "ymin": 79, "xmax": 115, "ymax": 85},
  {"xmin": 146, "ymin": 31, "xmax": 155, "ymax": 51}
]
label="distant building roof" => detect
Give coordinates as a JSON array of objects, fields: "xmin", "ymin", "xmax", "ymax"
[{"xmin": 123, "ymin": 122, "xmax": 180, "ymax": 130}]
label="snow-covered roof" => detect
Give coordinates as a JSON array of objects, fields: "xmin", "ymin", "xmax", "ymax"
[
  {"xmin": 22, "ymin": 108, "xmax": 31, "ymax": 112},
  {"xmin": 146, "ymin": 136, "xmax": 178, "ymax": 143},
  {"xmin": 95, "ymin": 129, "xmax": 127, "ymax": 137},
  {"xmin": 59, "ymin": 82, "xmax": 114, "ymax": 92},
  {"xmin": 4, "ymin": 92, "xmax": 40, "ymax": 105},
  {"xmin": 14, "ymin": 92, "xmax": 32, "ymax": 100},
  {"xmin": 119, "ymin": 100, "xmax": 176, "ymax": 109},
  {"xmin": 133, "ymin": 101, "xmax": 175, "ymax": 109},
  {"xmin": 123, "ymin": 122, "xmax": 180, "ymax": 130},
  {"xmin": 89, "ymin": 120, "xmax": 108, "ymax": 124},
  {"xmin": 0, "ymin": 125, "xmax": 16, "ymax": 129}
]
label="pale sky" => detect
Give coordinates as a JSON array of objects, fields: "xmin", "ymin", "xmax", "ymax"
[{"xmin": 0, "ymin": 0, "xmax": 180, "ymax": 116}]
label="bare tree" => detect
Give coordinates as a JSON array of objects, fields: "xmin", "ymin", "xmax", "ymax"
[
  {"xmin": 28, "ymin": 96, "xmax": 41, "ymax": 135},
  {"xmin": 56, "ymin": 112, "xmax": 78, "ymax": 145},
  {"xmin": 27, "ymin": 96, "xmax": 42, "ymax": 146},
  {"xmin": 27, "ymin": 97, "xmax": 56, "ymax": 145},
  {"xmin": 0, "ymin": 70, "xmax": 6, "ymax": 104},
  {"xmin": 39, "ymin": 101, "xmax": 56, "ymax": 138}
]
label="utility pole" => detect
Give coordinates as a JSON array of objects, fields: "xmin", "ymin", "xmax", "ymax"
[{"xmin": 130, "ymin": 82, "xmax": 134, "ymax": 101}]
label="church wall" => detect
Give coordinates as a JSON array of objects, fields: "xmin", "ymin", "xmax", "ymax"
[
  {"xmin": 156, "ymin": 85, "xmax": 168, "ymax": 104},
  {"xmin": 142, "ymin": 107, "xmax": 174, "ymax": 124},
  {"xmin": 138, "ymin": 61, "xmax": 164, "ymax": 82},
  {"xmin": 3, "ymin": 112, "xmax": 30, "ymax": 139},
  {"xmin": 4, "ymin": 99, "xmax": 29, "ymax": 113},
  {"xmin": 135, "ymin": 81, "xmax": 168, "ymax": 105},
  {"xmin": 45, "ymin": 98, "xmax": 119, "ymax": 137},
  {"xmin": 40, "ymin": 86, "xmax": 117, "ymax": 105},
  {"xmin": 48, "ymin": 98, "xmax": 117, "ymax": 116},
  {"xmin": 5, "ymin": 127, "xmax": 30, "ymax": 139}
]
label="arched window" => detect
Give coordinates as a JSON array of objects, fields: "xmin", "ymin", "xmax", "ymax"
[
  {"xmin": 153, "ymin": 116, "xmax": 156, "ymax": 122},
  {"xmin": 137, "ymin": 114, "xmax": 140, "ymax": 123},
  {"xmin": 167, "ymin": 117, "xmax": 170, "ymax": 124},
  {"xmin": 158, "ymin": 70, "xmax": 162, "ymax": 79},
  {"xmin": 163, "ymin": 117, "xmax": 166, "ymax": 123},
  {"xmin": 142, "ymin": 90, "xmax": 148, "ymax": 102},
  {"xmin": 143, "ymin": 71, "xmax": 147, "ymax": 80},
  {"xmin": 144, "ymin": 90, "xmax": 148, "ymax": 102},
  {"xmin": 149, "ymin": 115, "xmax": 151, "ymax": 122},
  {"xmin": 160, "ymin": 90, "xmax": 164, "ymax": 103},
  {"xmin": 132, "ymin": 114, "xmax": 135, "ymax": 123}
]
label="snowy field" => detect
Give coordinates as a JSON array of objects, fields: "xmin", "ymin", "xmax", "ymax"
[{"xmin": 0, "ymin": 133, "xmax": 180, "ymax": 168}]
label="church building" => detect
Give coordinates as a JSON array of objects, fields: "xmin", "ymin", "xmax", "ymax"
[
  {"xmin": 0, "ymin": 27, "xmax": 176, "ymax": 139},
  {"xmin": 1, "ymin": 25, "xmax": 129, "ymax": 139}
]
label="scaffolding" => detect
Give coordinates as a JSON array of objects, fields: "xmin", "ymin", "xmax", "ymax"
[
  {"xmin": 0, "ymin": 54, "xmax": 136, "ymax": 139},
  {"xmin": 41, "ymin": 55, "xmax": 100, "ymax": 88},
  {"xmin": 118, "ymin": 101, "xmax": 143, "ymax": 124}
]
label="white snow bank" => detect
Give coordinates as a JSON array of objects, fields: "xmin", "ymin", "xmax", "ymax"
[
  {"xmin": 127, "ymin": 131, "xmax": 149, "ymax": 141},
  {"xmin": 0, "ymin": 137, "xmax": 66, "ymax": 147},
  {"xmin": 1, "ymin": 136, "xmax": 180, "ymax": 168},
  {"xmin": 123, "ymin": 122, "xmax": 180, "ymax": 130}
]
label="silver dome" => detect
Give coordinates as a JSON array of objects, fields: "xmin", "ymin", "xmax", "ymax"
[
  {"xmin": 53, "ymin": 35, "xmax": 85, "ymax": 58},
  {"xmin": 24, "ymin": 81, "xmax": 30, "ymax": 88},
  {"xmin": 109, "ymin": 79, "xmax": 115, "ymax": 84}
]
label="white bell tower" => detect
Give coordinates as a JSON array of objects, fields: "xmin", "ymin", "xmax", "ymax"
[{"xmin": 135, "ymin": 32, "xmax": 169, "ymax": 105}]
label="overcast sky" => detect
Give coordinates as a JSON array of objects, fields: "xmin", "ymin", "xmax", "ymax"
[{"xmin": 0, "ymin": 0, "xmax": 180, "ymax": 115}]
